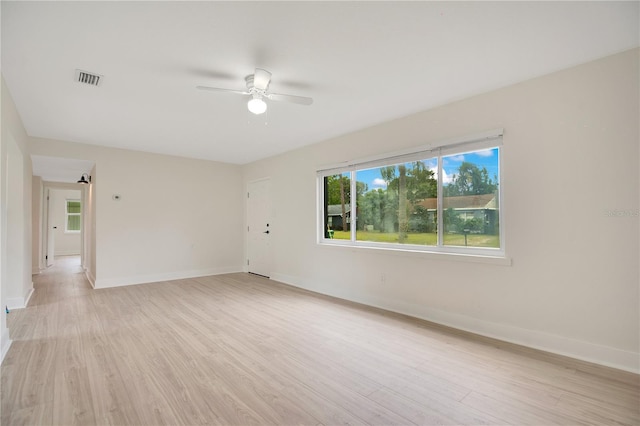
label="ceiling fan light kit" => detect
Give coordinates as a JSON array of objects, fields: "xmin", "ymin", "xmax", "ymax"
[
  {"xmin": 247, "ymin": 95, "xmax": 267, "ymax": 115},
  {"xmin": 197, "ymin": 68, "xmax": 313, "ymax": 115}
]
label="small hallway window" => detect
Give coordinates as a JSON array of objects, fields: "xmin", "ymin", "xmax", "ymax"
[{"xmin": 66, "ymin": 200, "xmax": 81, "ymax": 232}]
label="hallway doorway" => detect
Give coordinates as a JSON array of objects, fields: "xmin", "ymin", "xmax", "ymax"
[
  {"xmin": 44, "ymin": 255, "xmax": 83, "ymax": 276},
  {"xmin": 44, "ymin": 188, "xmax": 83, "ymax": 268},
  {"xmin": 23, "ymin": 255, "xmax": 90, "ymax": 311}
]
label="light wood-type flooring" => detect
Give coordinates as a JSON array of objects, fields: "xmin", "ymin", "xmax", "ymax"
[{"xmin": 2, "ymin": 255, "xmax": 638, "ymax": 425}]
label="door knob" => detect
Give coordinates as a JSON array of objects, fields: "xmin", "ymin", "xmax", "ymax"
[{"xmin": 263, "ymin": 230, "xmax": 270, "ymax": 234}]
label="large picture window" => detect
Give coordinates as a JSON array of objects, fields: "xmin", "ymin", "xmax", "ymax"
[{"xmin": 319, "ymin": 132, "xmax": 503, "ymax": 256}]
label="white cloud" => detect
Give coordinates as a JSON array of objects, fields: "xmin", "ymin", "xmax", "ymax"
[
  {"xmin": 447, "ymin": 154, "xmax": 465, "ymax": 162},
  {"xmin": 475, "ymin": 149, "xmax": 494, "ymax": 157},
  {"xmin": 371, "ymin": 178, "xmax": 387, "ymax": 189},
  {"xmin": 429, "ymin": 167, "xmax": 454, "ymax": 185}
]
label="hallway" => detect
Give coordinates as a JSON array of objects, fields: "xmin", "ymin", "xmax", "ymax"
[
  {"xmin": 41, "ymin": 255, "xmax": 83, "ymax": 275},
  {"xmin": 24, "ymin": 255, "xmax": 90, "ymax": 310}
]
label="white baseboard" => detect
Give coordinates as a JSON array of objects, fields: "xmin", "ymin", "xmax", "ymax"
[
  {"xmin": 270, "ymin": 272, "xmax": 640, "ymax": 374},
  {"xmin": 54, "ymin": 250, "xmax": 81, "ymax": 256},
  {"xmin": 0, "ymin": 329, "xmax": 11, "ymax": 365},
  {"xmin": 24, "ymin": 287, "xmax": 34, "ymax": 308},
  {"xmin": 6, "ymin": 286, "xmax": 35, "ymax": 310},
  {"xmin": 85, "ymin": 268, "xmax": 96, "ymax": 289},
  {"xmin": 94, "ymin": 266, "xmax": 244, "ymax": 289}
]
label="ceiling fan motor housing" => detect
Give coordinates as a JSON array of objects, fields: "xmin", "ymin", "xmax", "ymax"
[{"xmin": 245, "ymin": 75, "xmax": 268, "ymax": 95}]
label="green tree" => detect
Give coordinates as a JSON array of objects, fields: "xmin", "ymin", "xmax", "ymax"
[
  {"xmin": 359, "ymin": 188, "xmax": 386, "ymax": 231},
  {"xmin": 444, "ymin": 162, "xmax": 497, "ymax": 196},
  {"xmin": 326, "ymin": 174, "xmax": 367, "ymax": 232},
  {"xmin": 409, "ymin": 205, "xmax": 436, "ymax": 233},
  {"xmin": 406, "ymin": 161, "xmax": 437, "ymax": 203},
  {"xmin": 397, "ymin": 164, "xmax": 408, "ymax": 242},
  {"xmin": 365, "ymin": 162, "xmax": 437, "ymax": 237},
  {"xmin": 326, "ymin": 174, "xmax": 346, "ymax": 205},
  {"xmin": 326, "ymin": 175, "xmax": 367, "ymax": 205},
  {"xmin": 380, "ymin": 166, "xmax": 397, "ymax": 188},
  {"xmin": 378, "ymin": 164, "xmax": 409, "ymax": 240},
  {"xmin": 339, "ymin": 175, "xmax": 347, "ymax": 231}
]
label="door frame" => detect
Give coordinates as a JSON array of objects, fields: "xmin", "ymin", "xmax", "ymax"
[
  {"xmin": 45, "ymin": 188, "xmax": 54, "ymax": 267},
  {"xmin": 41, "ymin": 182, "xmax": 87, "ymax": 269},
  {"xmin": 246, "ymin": 177, "xmax": 272, "ymax": 277}
]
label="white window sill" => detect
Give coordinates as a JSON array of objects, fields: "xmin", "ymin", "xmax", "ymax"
[{"xmin": 318, "ymin": 240, "xmax": 512, "ymax": 266}]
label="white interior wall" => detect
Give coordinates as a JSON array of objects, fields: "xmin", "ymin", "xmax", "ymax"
[
  {"xmin": 49, "ymin": 188, "xmax": 82, "ymax": 256},
  {"xmin": 6, "ymin": 138, "xmax": 25, "ymax": 301},
  {"xmin": 242, "ymin": 48, "xmax": 640, "ymax": 372},
  {"xmin": 28, "ymin": 139, "xmax": 245, "ymax": 288},
  {"xmin": 1, "ymin": 77, "xmax": 33, "ymax": 362}
]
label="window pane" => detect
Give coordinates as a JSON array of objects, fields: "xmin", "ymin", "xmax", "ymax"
[
  {"xmin": 323, "ymin": 173, "xmax": 351, "ymax": 240},
  {"xmin": 67, "ymin": 214, "xmax": 81, "ymax": 231},
  {"xmin": 67, "ymin": 200, "xmax": 81, "ymax": 214},
  {"xmin": 442, "ymin": 148, "xmax": 500, "ymax": 248},
  {"xmin": 356, "ymin": 159, "xmax": 438, "ymax": 245}
]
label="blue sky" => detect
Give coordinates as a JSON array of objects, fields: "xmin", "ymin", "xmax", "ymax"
[{"xmin": 356, "ymin": 148, "xmax": 499, "ymax": 192}]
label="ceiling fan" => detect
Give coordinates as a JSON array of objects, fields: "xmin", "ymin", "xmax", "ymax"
[{"xmin": 197, "ymin": 68, "xmax": 313, "ymax": 115}]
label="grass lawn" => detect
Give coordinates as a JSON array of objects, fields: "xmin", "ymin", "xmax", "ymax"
[{"xmin": 330, "ymin": 230, "xmax": 499, "ymax": 248}]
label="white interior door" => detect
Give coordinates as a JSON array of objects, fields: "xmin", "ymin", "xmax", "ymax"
[{"xmin": 247, "ymin": 179, "xmax": 271, "ymax": 277}]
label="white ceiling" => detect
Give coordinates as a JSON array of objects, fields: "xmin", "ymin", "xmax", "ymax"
[
  {"xmin": 30, "ymin": 155, "xmax": 95, "ymax": 183},
  {"xmin": 2, "ymin": 1, "xmax": 639, "ymax": 165}
]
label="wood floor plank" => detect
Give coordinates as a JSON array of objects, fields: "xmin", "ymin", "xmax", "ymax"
[
  {"xmin": 52, "ymin": 363, "xmax": 97, "ymax": 426},
  {"xmin": 8, "ymin": 402, "xmax": 54, "ymax": 426},
  {"xmin": 2, "ymin": 255, "xmax": 639, "ymax": 425}
]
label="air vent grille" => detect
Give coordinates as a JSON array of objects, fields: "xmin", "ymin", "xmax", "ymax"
[{"xmin": 75, "ymin": 70, "xmax": 102, "ymax": 86}]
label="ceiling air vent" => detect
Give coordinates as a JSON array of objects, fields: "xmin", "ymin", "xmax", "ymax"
[{"xmin": 75, "ymin": 69, "xmax": 102, "ymax": 87}]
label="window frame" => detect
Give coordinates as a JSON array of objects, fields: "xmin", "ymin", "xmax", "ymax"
[
  {"xmin": 317, "ymin": 130, "xmax": 506, "ymax": 260},
  {"xmin": 65, "ymin": 199, "xmax": 81, "ymax": 233}
]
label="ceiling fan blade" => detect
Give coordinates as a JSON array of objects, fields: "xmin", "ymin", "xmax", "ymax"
[
  {"xmin": 196, "ymin": 86, "xmax": 249, "ymax": 95},
  {"xmin": 267, "ymin": 93, "xmax": 314, "ymax": 106},
  {"xmin": 253, "ymin": 68, "xmax": 272, "ymax": 91}
]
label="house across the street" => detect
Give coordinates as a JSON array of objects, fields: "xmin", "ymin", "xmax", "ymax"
[
  {"xmin": 419, "ymin": 193, "xmax": 498, "ymax": 234},
  {"xmin": 327, "ymin": 203, "xmax": 351, "ymax": 231}
]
